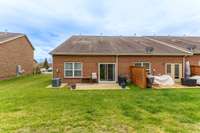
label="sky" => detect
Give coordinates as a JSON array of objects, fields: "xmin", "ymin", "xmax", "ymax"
[{"xmin": 0, "ymin": 0, "xmax": 200, "ymax": 62}]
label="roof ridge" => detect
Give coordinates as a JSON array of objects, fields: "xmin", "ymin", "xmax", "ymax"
[{"xmin": 144, "ymin": 37, "xmax": 193, "ymax": 54}]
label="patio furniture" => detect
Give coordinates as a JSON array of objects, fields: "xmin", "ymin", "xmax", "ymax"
[
  {"xmin": 181, "ymin": 78, "xmax": 197, "ymax": 86},
  {"xmin": 81, "ymin": 76, "xmax": 97, "ymax": 83},
  {"xmin": 120, "ymin": 82, "xmax": 126, "ymax": 88},
  {"xmin": 149, "ymin": 75, "xmax": 174, "ymax": 86},
  {"xmin": 91, "ymin": 73, "xmax": 97, "ymax": 83},
  {"xmin": 189, "ymin": 76, "xmax": 200, "ymax": 85},
  {"xmin": 81, "ymin": 77, "xmax": 91, "ymax": 83},
  {"xmin": 71, "ymin": 84, "xmax": 76, "ymax": 89},
  {"xmin": 92, "ymin": 73, "xmax": 97, "ymax": 79},
  {"xmin": 118, "ymin": 75, "xmax": 127, "ymax": 87}
]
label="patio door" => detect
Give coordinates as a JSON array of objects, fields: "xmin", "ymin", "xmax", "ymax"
[
  {"xmin": 98, "ymin": 63, "xmax": 116, "ymax": 83},
  {"xmin": 166, "ymin": 63, "xmax": 183, "ymax": 82}
]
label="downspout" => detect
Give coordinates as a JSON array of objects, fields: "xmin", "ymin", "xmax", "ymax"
[
  {"xmin": 183, "ymin": 56, "xmax": 186, "ymax": 79},
  {"xmin": 116, "ymin": 55, "xmax": 119, "ymax": 82}
]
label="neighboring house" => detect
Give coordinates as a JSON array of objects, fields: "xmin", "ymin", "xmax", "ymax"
[
  {"xmin": 148, "ymin": 36, "xmax": 200, "ymax": 66},
  {"xmin": 50, "ymin": 35, "xmax": 200, "ymax": 83},
  {"xmin": 0, "ymin": 32, "xmax": 34, "ymax": 80}
]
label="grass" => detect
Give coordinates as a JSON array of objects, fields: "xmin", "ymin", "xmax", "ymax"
[{"xmin": 1, "ymin": 75, "xmax": 200, "ymax": 133}]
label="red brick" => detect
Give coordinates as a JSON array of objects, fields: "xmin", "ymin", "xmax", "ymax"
[
  {"xmin": 0, "ymin": 36, "xmax": 34, "ymax": 79},
  {"xmin": 186, "ymin": 55, "xmax": 200, "ymax": 66},
  {"xmin": 53, "ymin": 55, "xmax": 188, "ymax": 83}
]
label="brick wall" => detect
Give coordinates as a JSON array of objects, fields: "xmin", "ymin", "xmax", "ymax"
[
  {"xmin": 53, "ymin": 55, "xmax": 116, "ymax": 83},
  {"xmin": 118, "ymin": 56, "xmax": 183, "ymax": 79},
  {"xmin": 0, "ymin": 36, "xmax": 34, "ymax": 79},
  {"xmin": 186, "ymin": 55, "xmax": 200, "ymax": 66},
  {"xmin": 53, "ymin": 55, "xmax": 184, "ymax": 83}
]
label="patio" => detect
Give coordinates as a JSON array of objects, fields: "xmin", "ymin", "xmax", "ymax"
[
  {"xmin": 130, "ymin": 64, "xmax": 200, "ymax": 89},
  {"xmin": 74, "ymin": 83, "xmax": 128, "ymax": 90},
  {"xmin": 153, "ymin": 83, "xmax": 200, "ymax": 89}
]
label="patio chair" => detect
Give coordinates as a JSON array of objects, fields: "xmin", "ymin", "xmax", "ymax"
[
  {"xmin": 91, "ymin": 73, "xmax": 97, "ymax": 83},
  {"xmin": 181, "ymin": 78, "xmax": 197, "ymax": 86}
]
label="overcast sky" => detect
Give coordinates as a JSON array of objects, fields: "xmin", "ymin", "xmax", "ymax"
[{"xmin": 0, "ymin": 0, "xmax": 200, "ymax": 61}]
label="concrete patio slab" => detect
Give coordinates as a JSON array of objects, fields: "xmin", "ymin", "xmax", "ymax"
[
  {"xmin": 46, "ymin": 83, "xmax": 67, "ymax": 89},
  {"xmin": 153, "ymin": 83, "xmax": 200, "ymax": 89},
  {"xmin": 74, "ymin": 83, "xmax": 129, "ymax": 90}
]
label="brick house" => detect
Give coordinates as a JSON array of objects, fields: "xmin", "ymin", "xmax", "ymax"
[
  {"xmin": 50, "ymin": 36, "xmax": 200, "ymax": 83},
  {"xmin": 0, "ymin": 32, "xmax": 34, "ymax": 79}
]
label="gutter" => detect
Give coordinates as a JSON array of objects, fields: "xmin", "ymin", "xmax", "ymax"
[
  {"xmin": 50, "ymin": 52, "xmax": 192, "ymax": 56},
  {"xmin": 116, "ymin": 55, "xmax": 119, "ymax": 82},
  {"xmin": 182, "ymin": 56, "xmax": 186, "ymax": 78}
]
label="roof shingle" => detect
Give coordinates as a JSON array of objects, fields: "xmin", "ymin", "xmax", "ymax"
[
  {"xmin": 0, "ymin": 32, "xmax": 24, "ymax": 44},
  {"xmin": 148, "ymin": 36, "xmax": 200, "ymax": 54},
  {"xmin": 50, "ymin": 35, "xmax": 194, "ymax": 56}
]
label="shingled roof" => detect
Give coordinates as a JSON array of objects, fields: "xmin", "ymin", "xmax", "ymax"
[
  {"xmin": 147, "ymin": 36, "xmax": 200, "ymax": 54},
  {"xmin": 50, "ymin": 35, "xmax": 195, "ymax": 56},
  {"xmin": 0, "ymin": 32, "xmax": 34, "ymax": 50},
  {"xmin": 0, "ymin": 32, "xmax": 24, "ymax": 44}
]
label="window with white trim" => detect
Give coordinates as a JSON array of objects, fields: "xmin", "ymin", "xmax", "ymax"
[
  {"xmin": 134, "ymin": 62, "xmax": 151, "ymax": 74},
  {"xmin": 64, "ymin": 62, "xmax": 82, "ymax": 78}
]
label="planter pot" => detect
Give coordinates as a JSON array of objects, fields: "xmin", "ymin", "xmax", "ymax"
[{"xmin": 71, "ymin": 84, "xmax": 76, "ymax": 89}]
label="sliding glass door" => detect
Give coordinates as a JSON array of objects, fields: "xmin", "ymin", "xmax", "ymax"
[{"xmin": 99, "ymin": 64, "xmax": 116, "ymax": 82}]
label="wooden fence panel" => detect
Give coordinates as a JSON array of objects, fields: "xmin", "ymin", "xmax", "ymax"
[
  {"xmin": 130, "ymin": 66, "xmax": 147, "ymax": 89},
  {"xmin": 191, "ymin": 65, "xmax": 200, "ymax": 76}
]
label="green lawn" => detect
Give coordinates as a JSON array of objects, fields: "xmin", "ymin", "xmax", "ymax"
[{"xmin": 1, "ymin": 75, "xmax": 200, "ymax": 133}]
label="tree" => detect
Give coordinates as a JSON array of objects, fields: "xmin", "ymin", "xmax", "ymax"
[{"xmin": 43, "ymin": 58, "xmax": 49, "ymax": 69}]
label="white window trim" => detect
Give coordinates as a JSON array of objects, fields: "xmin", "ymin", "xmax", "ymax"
[
  {"xmin": 64, "ymin": 62, "xmax": 83, "ymax": 78},
  {"xmin": 133, "ymin": 62, "xmax": 152, "ymax": 74}
]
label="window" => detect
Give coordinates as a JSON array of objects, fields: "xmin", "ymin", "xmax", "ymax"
[
  {"xmin": 64, "ymin": 62, "xmax": 82, "ymax": 78},
  {"xmin": 174, "ymin": 64, "xmax": 180, "ymax": 79},
  {"xmin": 134, "ymin": 62, "xmax": 151, "ymax": 74},
  {"xmin": 166, "ymin": 64, "xmax": 171, "ymax": 74}
]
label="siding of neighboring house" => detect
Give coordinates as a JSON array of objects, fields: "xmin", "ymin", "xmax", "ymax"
[
  {"xmin": 0, "ymin": 36, "xmax": 34, "ymax": 79},
  {"xmin": 53, "ymin": 55, "xmax": 184, "ymax": 83}
]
